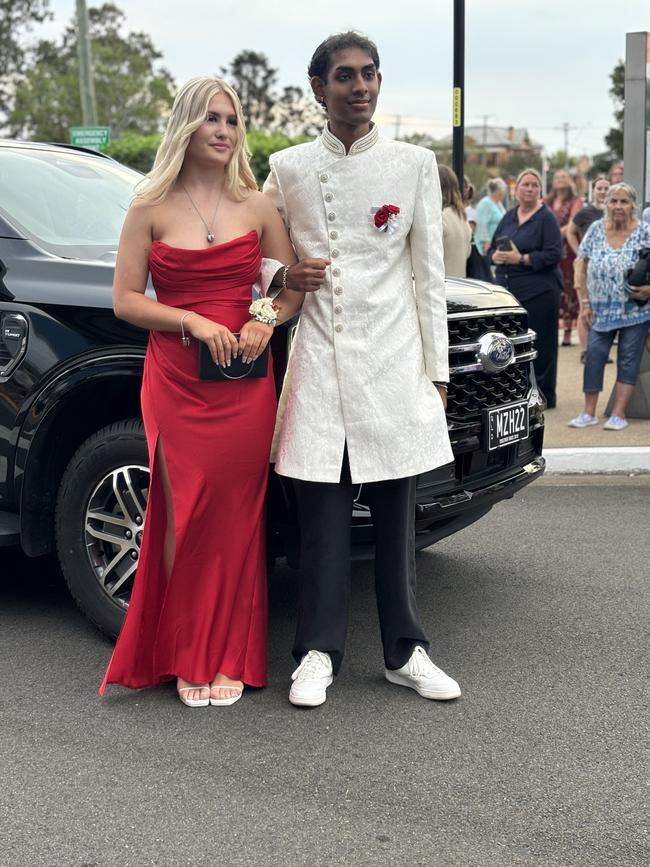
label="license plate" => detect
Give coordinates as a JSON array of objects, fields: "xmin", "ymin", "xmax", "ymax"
[{"xmin": 485, "ymin": 400, "xmax": 529, "ymax": 451}]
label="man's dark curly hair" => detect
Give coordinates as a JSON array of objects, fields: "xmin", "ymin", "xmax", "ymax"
[{"xmin": 308, "ymin": 31, "xmax": 380, "ymax": 82}]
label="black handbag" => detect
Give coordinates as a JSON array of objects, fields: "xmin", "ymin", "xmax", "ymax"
[
  {"xmin": 625, "ymin": 247, "xmax": 650, "ymax": 306},
  {"xmin": 466, "ymin": 245, "xmax": 495, "ymax": 283},
  {"xmin": 198, "ymin": 334, "xmax": 269, "ymax": 381}
]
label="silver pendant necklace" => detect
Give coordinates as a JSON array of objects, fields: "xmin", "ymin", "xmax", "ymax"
[{"xmin": 181, "ymin": 181, "xmax": 224, "ymax": 244}]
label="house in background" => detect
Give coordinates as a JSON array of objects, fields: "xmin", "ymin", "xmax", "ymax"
[{"xmin": 438, "ymin": 125, "xmax": 543, "ymax": 168}]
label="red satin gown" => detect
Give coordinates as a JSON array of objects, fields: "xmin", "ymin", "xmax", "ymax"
[{"xmin": 100, "ymin": 230, "xmax": 274, "ymax": 694}]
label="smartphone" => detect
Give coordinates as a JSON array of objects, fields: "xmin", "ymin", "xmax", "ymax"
[{"xmin": 496, "ymin": 235, "xmax": 513, "ymax": 251}]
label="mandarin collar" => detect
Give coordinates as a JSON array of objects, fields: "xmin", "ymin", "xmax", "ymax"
[{"xmin": 320, "ymin": 123, "xmax": 379, "ymax": 156}]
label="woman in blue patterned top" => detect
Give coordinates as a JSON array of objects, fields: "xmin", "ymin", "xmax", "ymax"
[{"xmin": 569, "ymin": 183, "xmax": 650, "ymax": 430}]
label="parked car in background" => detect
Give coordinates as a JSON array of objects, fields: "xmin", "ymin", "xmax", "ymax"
[{"xmin": 0, "ymin": 139, "xmax": 546, "ymax": 638}]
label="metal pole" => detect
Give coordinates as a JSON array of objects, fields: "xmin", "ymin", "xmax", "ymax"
[
  {"xmin": 452, "ymin": 0, "xmax": 465, "ymax": 184},
  {"xmin": 76, "ymin": 0, "xmax": 97, "ymax": 127}
]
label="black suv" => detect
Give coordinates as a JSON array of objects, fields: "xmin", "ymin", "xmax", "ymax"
[{"xmin": 0, "ymin": 140, "xmax": 545, "ymax": 638}]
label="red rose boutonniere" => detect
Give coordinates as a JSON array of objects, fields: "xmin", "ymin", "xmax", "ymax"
[{"xmin": 374, "ymin": 204, "xmax": 400, "ymax": 235}]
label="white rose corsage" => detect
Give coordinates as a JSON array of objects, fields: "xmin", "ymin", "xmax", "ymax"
[{"xmin": 249, "ymin": 297, "xmax": 279, "ymax": 326}]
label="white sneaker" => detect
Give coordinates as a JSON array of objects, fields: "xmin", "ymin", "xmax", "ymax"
[
  {"xmin": 603, "ymin": 415, "xmax": 628, "ymax": 431},
  {"xmin": 567, "ymin": 412, "xmax": 599, "ymax": 428},
  {"xmin": 385, "ymin": 646, "xmax": 461, "ymax": 700},
  {"xmin": 289, "ymin": 650, "xmax": 334, "ymax": 707}
]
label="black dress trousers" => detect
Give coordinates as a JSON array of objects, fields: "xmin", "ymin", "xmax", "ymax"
[{"xmin": 291, "ymin": 449, "xmax": 429, "ymax": 674}]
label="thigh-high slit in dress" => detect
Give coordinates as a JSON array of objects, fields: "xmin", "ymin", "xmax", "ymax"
[{"xmin": 100, "ymin": 230, "xmax": 275, "ymax": 693}]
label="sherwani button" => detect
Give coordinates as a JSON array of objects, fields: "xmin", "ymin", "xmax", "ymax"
[
  {"xmin": 327, "ymin": 212, "xmax": 336, "ymax": 221},
  {"xmin": 324, "ymin": 192, "xmax": 334, "ymax": 202},
  {"xmin": 320, "ymin": 173, "xmax": 329, "ymax": 182},
  {"xmin": 329, "ymin": 230, "xmax": 338, "ymax": 240},
  {"xmin": 334, "ymin": 286, "xmax": 342, "ymax": 295},
  {"xmin": 332, "ymin": 268, "xmax": 341, "ymax": 277},
  {"xmin": 334, "ymin": 324, "xmax": 343, "ymax": 333},
  {"xmin": 331, "ymin": 249, "xmax": 340, "ymax": 258},
  {"xmin": 334, "ymin": 305, "xmax": 343, "ymax": 314}
]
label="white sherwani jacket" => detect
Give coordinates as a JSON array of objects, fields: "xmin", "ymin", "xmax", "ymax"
[{"xmin": 264, "ymin": 125, "xmax": 453, "ymax": 484}]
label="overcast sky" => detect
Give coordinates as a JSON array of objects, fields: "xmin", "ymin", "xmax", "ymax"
[{"xmin": 40, "ymin": 0, "xmax": 649, "ymax": 157}]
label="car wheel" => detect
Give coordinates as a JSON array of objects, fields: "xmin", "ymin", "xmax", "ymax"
[{"xmin": 55, "ymin": 419, "xmax": 149, "ymax": 639}]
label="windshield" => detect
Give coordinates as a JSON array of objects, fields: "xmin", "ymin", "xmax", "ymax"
[{"xmin": 0, "ymin": 145, "xmax": 141, "ymax": 261}]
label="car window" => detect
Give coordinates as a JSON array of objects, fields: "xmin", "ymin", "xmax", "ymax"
[{"xmin": 0, "ymin": 147, "xmax": 141, "ymax": 261}]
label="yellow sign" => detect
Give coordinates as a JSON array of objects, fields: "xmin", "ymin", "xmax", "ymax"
[{"xmin": 453, "ymin": 88, "xmax": 462, "ymax": 127}]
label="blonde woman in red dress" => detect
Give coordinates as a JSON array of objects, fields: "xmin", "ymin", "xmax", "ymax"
[
  {"xmin": 99, "ymin": 76, "xmax": 323, "ymax": 707},
  {"xmin": 546, "ymin": 169, "xmax": 584, "ymax": 347}
]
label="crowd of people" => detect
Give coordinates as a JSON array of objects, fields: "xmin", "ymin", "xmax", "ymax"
[{"xmin": 439, "ymin": 159, "xmax": 650, "ymax": 430}]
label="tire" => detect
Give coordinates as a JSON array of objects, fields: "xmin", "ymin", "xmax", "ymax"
[{"xmin": 55, "ymin": 419, "xmax": 149, "ymax": 639}]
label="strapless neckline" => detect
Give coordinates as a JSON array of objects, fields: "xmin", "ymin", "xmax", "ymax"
[{"xmin": 152, "ymin": 230, "xmax": 259, "ymax": 253}]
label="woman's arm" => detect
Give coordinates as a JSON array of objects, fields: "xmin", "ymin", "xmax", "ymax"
[
  {"xmin": 528, "ymin": 209, "xmax": 562, "ymax": 271},
  {"xmin": 255, "ymin": 192, "xmax": 307, "ymax": 325},
  {"xmin": 237, "ymin": 192, "xmax": 311, "ymax": 364},
  {"xmin": 566, "ymin": 219, "xmax": 581, "ymax": 255},
  {"xmin": 486, "ymin": 213, "xmax": 509, "ymax": 264},
  {"xmin": 112, "ymin": 203, "xmax": 239, "ymax": 366},
  {"xmin": 575, "ymin": 257, "xmax": 592, "ymax": 329}
]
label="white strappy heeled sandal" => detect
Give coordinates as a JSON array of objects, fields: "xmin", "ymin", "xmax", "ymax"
[
  {"xmin": 209, "ymin": 685, "xmax": 243, "ymax": 707},
  {"xmin": 177, "ymin": 683, "xmax": 210, "ymax": 707}
]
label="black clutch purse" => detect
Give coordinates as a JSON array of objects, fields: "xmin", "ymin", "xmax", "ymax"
[{"xmin": 198, "ymin": 335, "xmax": 269, "ymax": 381}]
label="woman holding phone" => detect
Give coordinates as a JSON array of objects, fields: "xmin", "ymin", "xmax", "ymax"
[{"xmin": 488, "ymin": 168, "xmax": 563, "ymax": 408}]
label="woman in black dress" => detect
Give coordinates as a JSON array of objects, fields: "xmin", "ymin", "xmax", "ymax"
[{"xmin": 488, "ymin": 168, "xmax": 563, "ymax": 408}]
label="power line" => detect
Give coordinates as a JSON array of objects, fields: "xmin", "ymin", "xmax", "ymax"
[
  {"xmin": 553, "ymin": 121, "xmax": 580, "ymax": 165},
  {"xmin": 477, "ymin": 114, "xmax": 496, "ymax": 165}
]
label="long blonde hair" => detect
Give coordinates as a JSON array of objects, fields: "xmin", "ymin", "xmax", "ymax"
[{"xmin": 136, "ymin": 75, "xmax": 257, "ymax": 205}]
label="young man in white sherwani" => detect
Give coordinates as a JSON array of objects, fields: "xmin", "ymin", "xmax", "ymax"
[{"xmin": 264, "ymin": 32, "xmax": 461, "ymax": 707}]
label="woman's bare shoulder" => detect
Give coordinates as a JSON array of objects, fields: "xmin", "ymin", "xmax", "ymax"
[{"xmin": 241, "ymin": 188, "xmax": 278, "ymax": 217}]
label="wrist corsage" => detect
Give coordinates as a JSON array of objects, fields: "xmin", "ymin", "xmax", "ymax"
[
  {"xmin": 249, "ymin": 297, "xmax": 279, "ymax": 326},
  {"xmin": 374, "ymin": 204, "xmax": 400, "ymax": 235}
]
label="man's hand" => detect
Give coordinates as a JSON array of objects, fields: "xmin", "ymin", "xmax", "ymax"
[{"xmin": 286, "ymin": 258, "xmax": 331, "ymax": 292}]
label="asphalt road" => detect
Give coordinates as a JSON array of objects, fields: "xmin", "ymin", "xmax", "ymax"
[{"xmin": 1, "ymin": 480, "xmax": 649, "ymax": 867}]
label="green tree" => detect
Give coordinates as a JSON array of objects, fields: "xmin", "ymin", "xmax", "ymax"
[
  {"xmin": 499, "ymin": 151, "xmax": 542, "ymax": 182},
  {"xmin": 547, "ymin": 150, "xmax": 577, "ymax": 171},
  {"xmin": 0, "ymin": 0, "xmax": 51, "ymax": 120},
  {"xmin": 106, "ymin": 131, "xmax": 161, "ymax": 173},
  {"xmin": 9, "ymin": 3, "xmax": 174, "ymax": 142},
  {"xmin": 247, "ymin": 129, "xmax": 308, "ymax": 185},
  {"xmin": 271, "ymin": 85, "xmax": 322, "ymax": 139},
  {"xmin": 604, "ymin": 60, "xmax": 624, "ymax": 158},
  {"xmin": 221, "ymin": 51, "xmax": 321, "ymax": 136},
  {"xmin": 222, "ymin": 50, "xmax": 277, "ymax": 130},
  {"xmin": 399, "ymin": 132, "xmax": 439, "ymax": 150}
]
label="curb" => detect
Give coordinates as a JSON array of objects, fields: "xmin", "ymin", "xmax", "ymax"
[{"xmin": 543, "ymin": 447, "xmax": 650, "ymax": 475}]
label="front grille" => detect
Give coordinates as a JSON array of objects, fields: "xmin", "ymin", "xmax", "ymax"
[
  {"xmin": 446, "ymin": 309, "xmax": 533, "ymax": 421},
  {"xmin": 447, "ymin": 365, "xmax": 530, "ymax": 419},
  {"xmin": 448, "ymin": 311, "xmax": 528, "ymax": 345}
]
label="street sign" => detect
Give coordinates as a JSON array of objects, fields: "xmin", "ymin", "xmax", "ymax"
[{"xmin": 70, "ymin": 126, "xmax": 111, "ymax": 150}]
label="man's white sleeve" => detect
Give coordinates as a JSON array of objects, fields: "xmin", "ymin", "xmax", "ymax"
[{"xmin": 409, "ymin": 149, "xmax": 449, "ymax": 382}]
